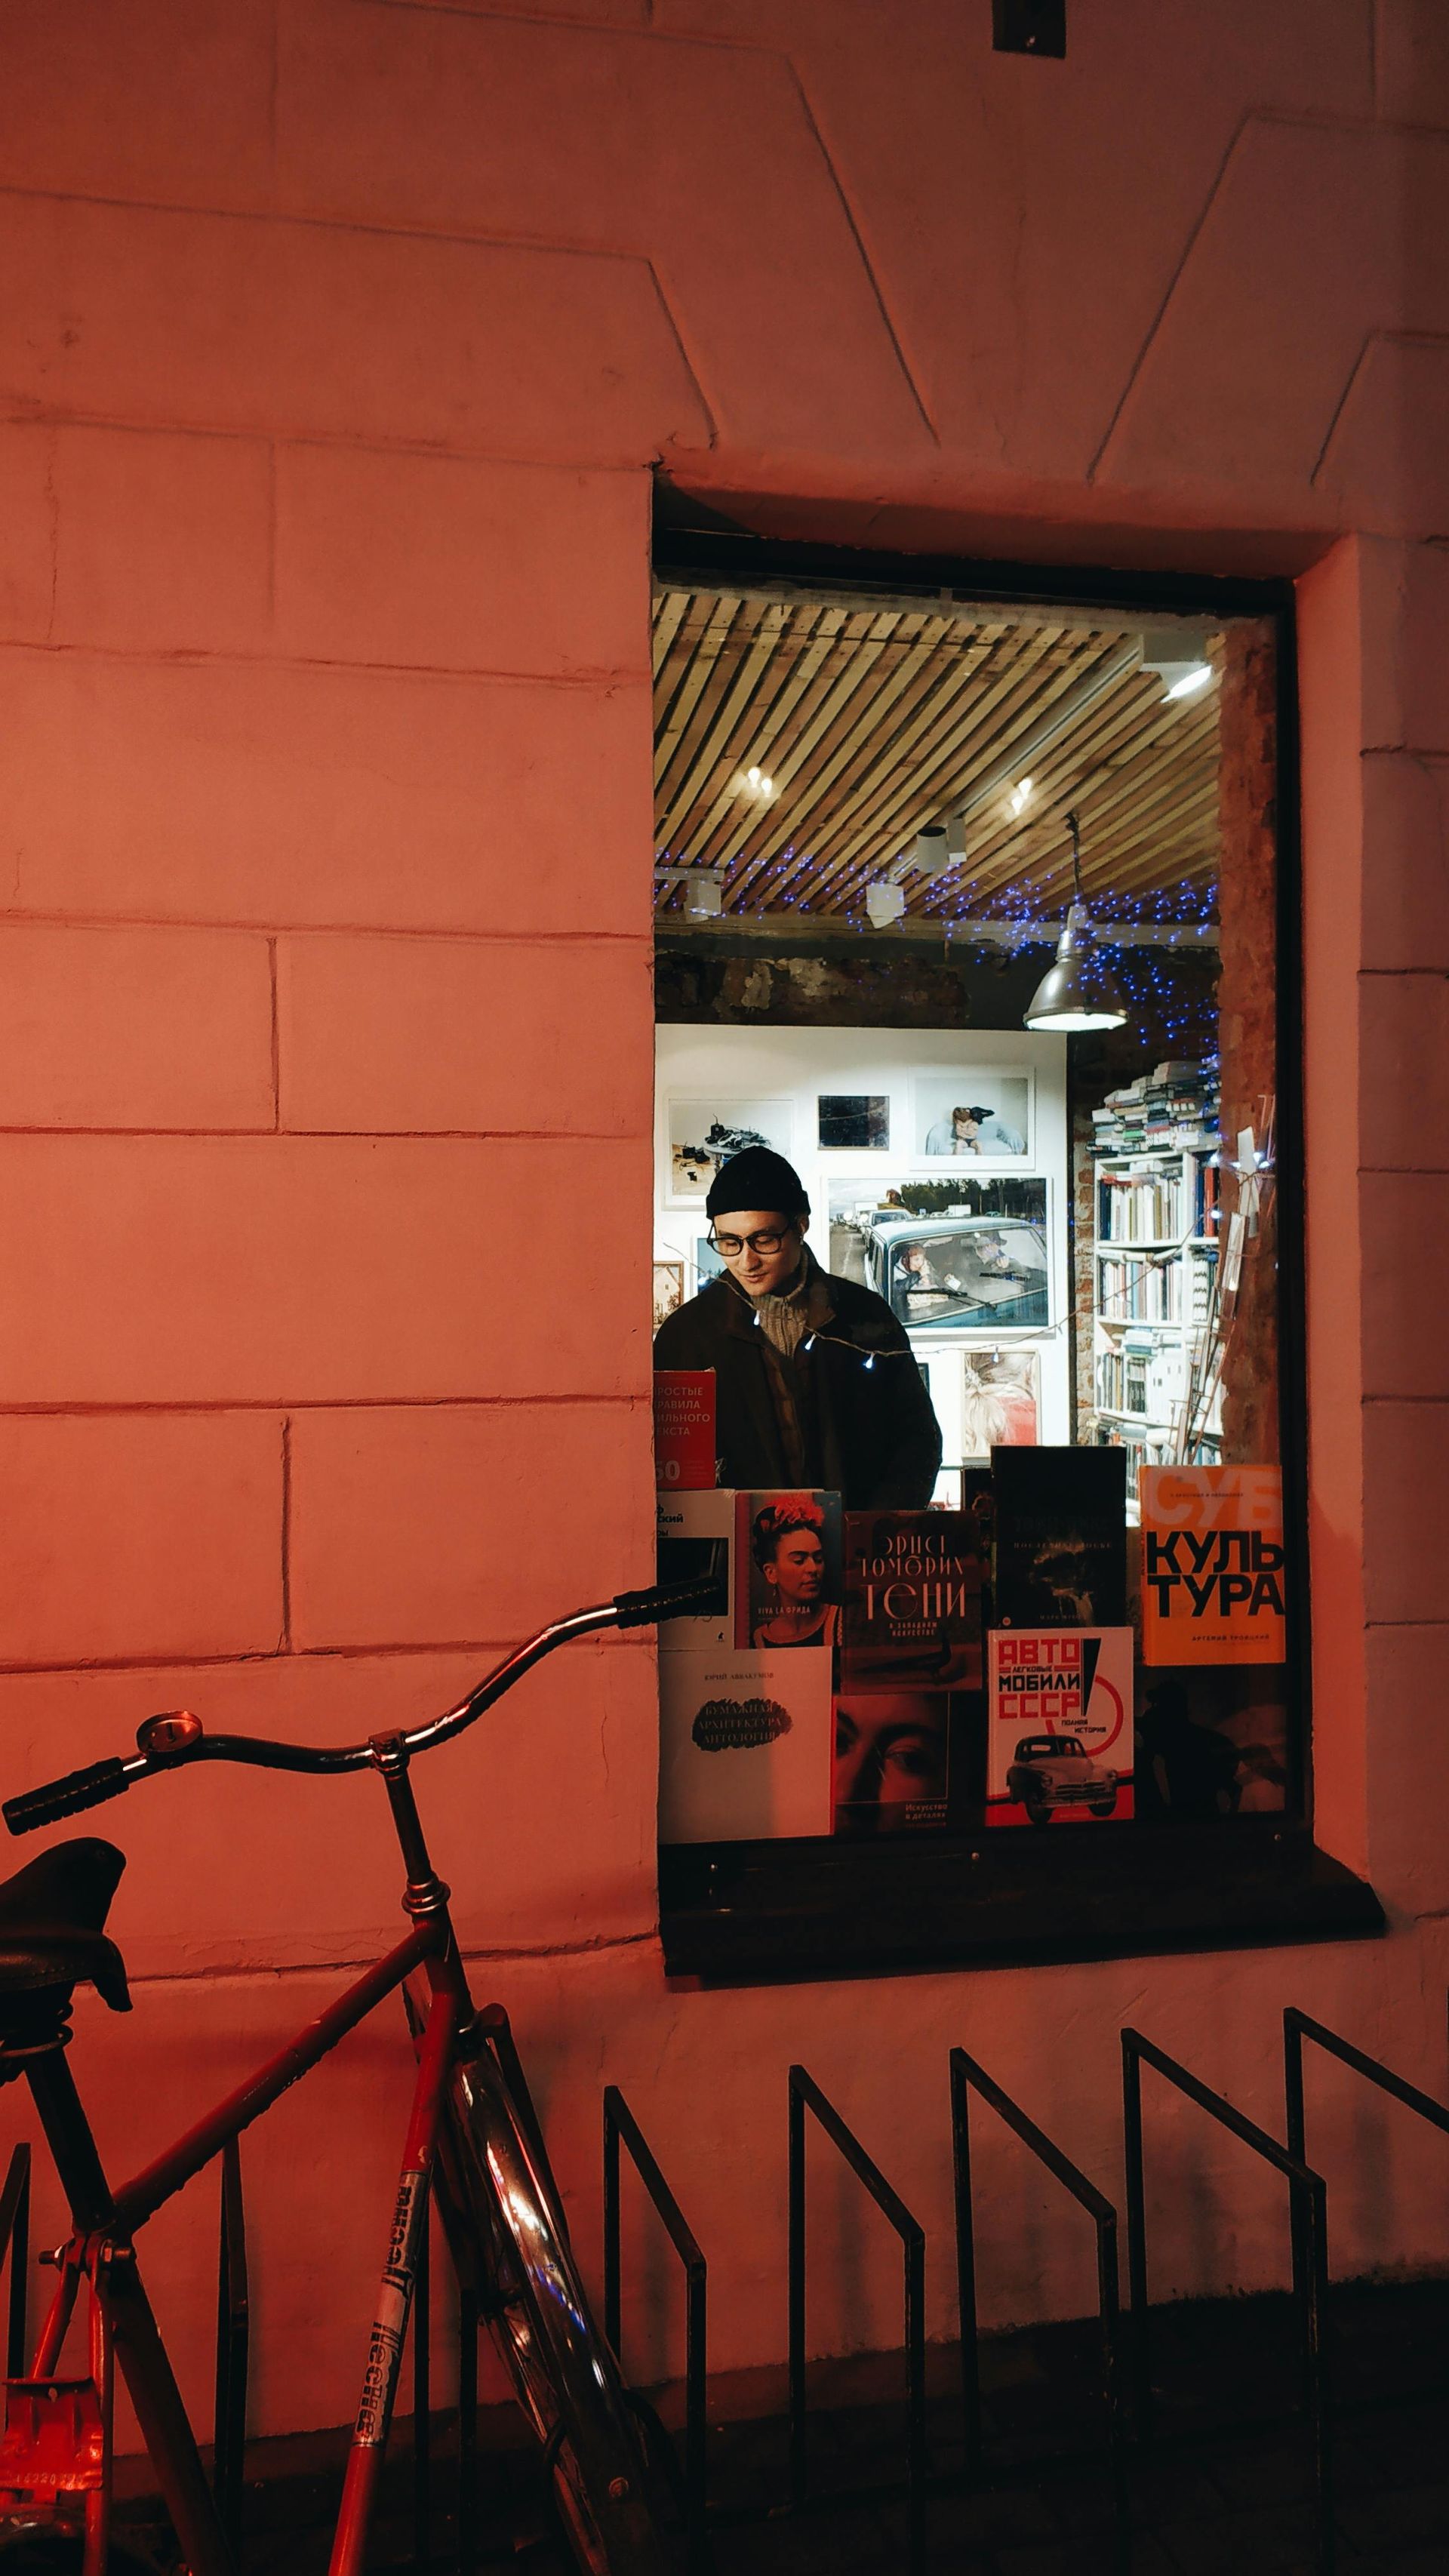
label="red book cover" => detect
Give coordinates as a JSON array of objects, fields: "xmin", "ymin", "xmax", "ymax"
[{"xmin": 653, "ymin": 1371, "xmax": 716, "ymax": 1490}]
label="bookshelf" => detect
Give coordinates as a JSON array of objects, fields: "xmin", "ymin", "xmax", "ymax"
[{"xmin": 1087, "ymin": 1061, "xmax": 1223, "ymax": 1497}]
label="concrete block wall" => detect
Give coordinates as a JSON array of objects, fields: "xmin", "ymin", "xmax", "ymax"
[{"xmin": 2, "ymin": 0, "xmax": 1449, "ymax": 2433}]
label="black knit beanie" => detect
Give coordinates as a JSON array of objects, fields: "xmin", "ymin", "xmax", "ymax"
[{"xmin": 706, "ymin": 1147, "xmax": 809, "ymax": 1220}]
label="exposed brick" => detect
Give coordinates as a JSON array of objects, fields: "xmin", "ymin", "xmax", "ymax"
[
  {"xmin": 0, "ymin": 1135, "xmax": 649, "ymax": 1404},
  {"xmin": 0, "ymin": 192, "xmax": 710, "ymax": 463},
  {"xmin": 51, "ymin": 426, "xmax": 272, "ymax": 657},
  {"xmin": 1363, "ymin": 1401, "xmax": 1449, "ymax": 1624},
  {"xmin": 287, "ymin": 1402, "xmax": 653, "ymax": 1648},
  {"xmin": 0, "ymin": 651, "xmax": 652, "ymax": 937},
  {"xmin": 276, "ymin": 933, "xmax": 651, "ymax": 1134},
  {"xmin": 275, "ymin": 448, "xmax": 647, "ymax": 678},
  {"xmin": 0, "ymin": 1411, "xmax": 282, "ymax": 1666},
  {"xmin": 0, "ymin": 925, "xmax": 274, "ymax": 1131},
  {"xmin": 0, "ymin": 1638, "xmax": 657, "ymax": 1974},
  {"xmin": 0, "ymin": 425, "xmax": 55, "ymax": 645}
]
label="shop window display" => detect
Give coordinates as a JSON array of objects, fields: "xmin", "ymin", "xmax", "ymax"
[{"xmin": 649, "ymin": 548, "xmax": 1306, "ymax": 1968}]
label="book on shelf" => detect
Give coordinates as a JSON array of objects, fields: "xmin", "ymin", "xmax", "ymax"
[
  {"xmin": 840, "ymin": 1498, "xmax": 989, "ymax": 1691},
  {"xmin": 1091, "ymin": 1057, "xmax": 1220, "ymax": 1156},
  {"xmin": 832, "ymin": 1688, "xmax": 958, "ymax": 1836},
  {"xmin": 653, "ymin": 1371, "xmax": 716, "ymax": 1490},
  {"xmin": 659, "ymin": 1645, "xmax": 833, "ymax": 1842},
  {"xmin": 985, "ymin": 1627, "xmax": 1134, "ymax": 1826},
  {"xmin": 992, "ymin": 1446, "xmax": 1128, "ymax": 1629},
  {"xmin": 655, "ymin": 1487, "xmax": 734, "ymax": 1650},
  {"xmin": 1140, "ymin": 1466, "xmax": 1286, "ymax": 1667}
]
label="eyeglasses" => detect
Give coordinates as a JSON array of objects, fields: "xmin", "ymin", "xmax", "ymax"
[{"xmin": 709, "ymin": 1225, "xmax": 795, "ymax": 1260}]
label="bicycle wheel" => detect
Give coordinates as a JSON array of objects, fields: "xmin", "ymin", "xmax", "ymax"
[{"xmin": 438, "ymin": 2038, "xmax": 681, "ymax": 2576}]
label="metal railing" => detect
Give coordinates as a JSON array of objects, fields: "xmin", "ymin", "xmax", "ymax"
[
  {"xmin": 788, "ymin": 2064, "xmax": 928, "ymax": 2575},
  {"xmin": 950, "ymin": 2047, "xmax": 1129, "ymax": 2568},
  {"xmin": 1122, "ymin": 2027, "xmax": 1334, "ymax": 2573},
  {"xmin": 602, "ymin": 2083, "xmax": 709, "ymax": 2574}
]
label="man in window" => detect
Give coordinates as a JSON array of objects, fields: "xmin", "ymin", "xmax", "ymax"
[{"xmin": 654, "ymin": 1146, "xmax": 941, "ymax": 1507}]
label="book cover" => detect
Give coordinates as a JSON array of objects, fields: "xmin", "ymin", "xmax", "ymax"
[
  {"xmin": 986, "ymin": 1629, "xmax": 1134, "ymax": 1826},
  {"xmin": 653, "ymin": 1370, "xmax": 716, "ymax": 1491},
  {"xmin": 734, "ymin": 1491, "xmax": 844, "ymax": 1653},
  {"xmin": 833, "ymin": 1690, "xmax": 956, "ymax": 1836},
  {"xmin": 655, "ymin": 1487, "xmax": 733, "ymax": 1651},
  {"xmin": 658, "ymin": 1647, "xmax": 833, "ymax": 1843},
  {"xmin": 1139, "ymin": 1465, "xmax": 1285, "ymax": 1666},
  {"xmin": 840, "ymin": 1505, "xmax": 987, "ymax": 1690},
  {"xmin": 992, "ymin": 1445, "xmax": 1128, "ymax": 1629}
]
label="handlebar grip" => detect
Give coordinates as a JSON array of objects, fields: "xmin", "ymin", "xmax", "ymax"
[
  {"xmin": 4, "ymin": 1759, "xmax": 131, "ymax": 1836},
  {"xmin": 612, "ymin": 1576, "xmax": 723, "ymax": 1630}
]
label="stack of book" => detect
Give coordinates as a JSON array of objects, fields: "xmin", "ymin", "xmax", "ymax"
[{"xmin": 1090, "ymin": 1059, "xmax": 1220, "ymax": 1155}]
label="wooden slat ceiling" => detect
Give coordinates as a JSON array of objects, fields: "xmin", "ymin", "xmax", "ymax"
[{"xmin": 653, "ymin": 587, "xmax": 1220, "ymax": 931}]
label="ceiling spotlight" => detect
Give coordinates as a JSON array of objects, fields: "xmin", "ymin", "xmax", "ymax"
[
  {"xmin": 1007, "ymin": 777, "xmax": 1034, "ymax": 818},
  {"xmin": 866, "ymin": 882, "xmax": 907, "ymax": 930},
  {"xmin": 910, "ymin": 823, "xmax": 953, "ymax": 878},
  {"xmin": 1023, "ymin": 811, "xmax": 1128, "ymax": 1033},
  {"xmin": 740, "ymin": 764, "xmax": 777, "ymax": 801},
  {"xmin": 1165, "ymin": 663, "xmax": 1214, "ymax": 701}
]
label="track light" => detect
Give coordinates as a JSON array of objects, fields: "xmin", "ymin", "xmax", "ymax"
[{"xmin": 1023, "ymin": 812, "xmax": 1128, "ymax": 1033}]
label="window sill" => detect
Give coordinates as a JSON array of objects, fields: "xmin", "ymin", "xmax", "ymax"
[{"xmin": 658, "ymin": 1821, "xmax": 1384, "ymax": 1985}]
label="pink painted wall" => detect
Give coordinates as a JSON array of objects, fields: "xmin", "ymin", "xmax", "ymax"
[{"xmin": 4, "ymin": 0, "xmax": 1449, "ymax": 2437}]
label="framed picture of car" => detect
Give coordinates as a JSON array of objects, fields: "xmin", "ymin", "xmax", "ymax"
[{"xmin": 871, "ymin": 1211, "xmax": 1051, "ymax": 1332}]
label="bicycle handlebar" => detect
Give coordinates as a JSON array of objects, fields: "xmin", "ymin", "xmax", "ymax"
[{"xmin": 3, "ymin": 1574, "xmax": 722, "ymax": 1836}]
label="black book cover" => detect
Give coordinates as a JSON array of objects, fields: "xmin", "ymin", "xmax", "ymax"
[
  {"xmin": 841, "ymin": 1484, "xmax": 990, "ymax": 1689},
  {"xmin": 991, "ymin": 1446, "xmax": 1128, "ymax": 1629}
]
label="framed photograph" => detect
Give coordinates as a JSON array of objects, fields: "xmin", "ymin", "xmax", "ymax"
[
  {"xmin": 914, "ymin": 1073, "xmax": 1032, "ymax": 1161},
  {"xmin": 961, "ymin": 1346, "xmax": 1041, "ymax": 1454},
  {"xmin": 826, "ymin": 1176, "xmax": 1049, "ymax": 1331},
  {"xmin": 651, "ymin": 1259, "xmax": 685, "ymax": 1330},
  {"xmin": 817, "ymin": 1093, "xmax": 891, "ymax": 1152},
  {"xmin": 665, "ymin": 1098, "xmax": 795, "ymax": 1205}
]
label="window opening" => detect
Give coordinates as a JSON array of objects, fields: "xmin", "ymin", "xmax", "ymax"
[{"xmin": 649, "ymin": 554, "xmax": 1304, "ymax": 1965}]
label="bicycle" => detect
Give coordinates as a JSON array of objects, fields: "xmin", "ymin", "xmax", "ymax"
[{"xmin": 0, "ymin": 1571, "xmax": 717, "ymax": 2576}]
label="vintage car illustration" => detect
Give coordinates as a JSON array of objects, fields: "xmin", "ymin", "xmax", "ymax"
[
  {"xmin": 1005, "ymin": 1732, "xmax": 1119, "ymax": 1824},
  {"xmin": 865, "ymin": 1214, "xmax": 1050, "ymax": 1331}
]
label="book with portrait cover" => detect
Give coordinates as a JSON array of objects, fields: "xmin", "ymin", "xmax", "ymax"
[
  {"xmin": 658, "ymin": 1646, "xmax": 833, "ymax": 1843},
  {"xmin": 840, "ymin": 1492, "xmax": 989, "ymax": 1691},
  {"xmin": 832, "ymin": 1688, "xmax": 958, "ymax": 1836},
  {"xmin": 992, "ymin": 1446, "xmax": 1128, "ymax": 1630},
  {"xmin": 732, "ymin": 1491, "xmax": 844, "ymax": 1654},
  {"xmin": 986, "ymin": 1628, "xmax": 1134, "ymax": 1826}
]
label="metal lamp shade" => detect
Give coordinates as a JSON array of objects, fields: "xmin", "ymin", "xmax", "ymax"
[{"xmin": 1023, "ymin": 901, "xmax": 1128, "ymax": 1032}]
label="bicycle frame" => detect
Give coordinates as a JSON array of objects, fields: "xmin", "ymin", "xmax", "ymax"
[
  {"xmin": 0, "ymin": 1573, "xmax": 712, "ymax": 2575},
  {"xmin": 8, "ymin": 1748, "xmax": 509, "ymax": 2576}
]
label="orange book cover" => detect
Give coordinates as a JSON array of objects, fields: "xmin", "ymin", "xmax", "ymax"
[{"xmin": 1139, "ymin": 1466, "xmax": 1285, "ymax": 1666}]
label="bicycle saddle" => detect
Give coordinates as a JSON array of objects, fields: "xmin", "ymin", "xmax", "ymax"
[{"xmin": 0, "ymin": 1838, "xmax": 131, "ymax": 2010}]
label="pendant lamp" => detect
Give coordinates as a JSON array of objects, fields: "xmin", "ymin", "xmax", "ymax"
[{"xmin": 1023, "ymin": 811, "xmax": 1128, "ymax": 1033}]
